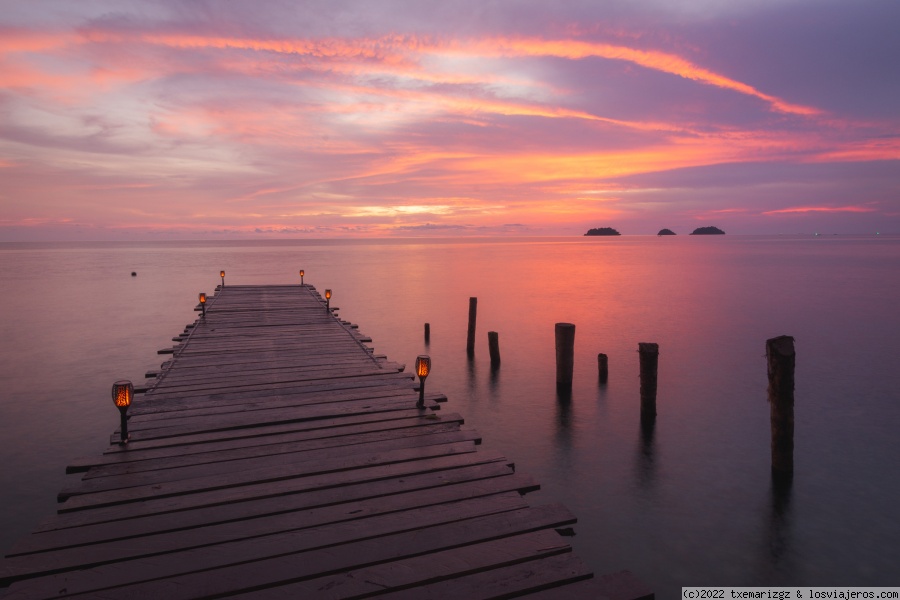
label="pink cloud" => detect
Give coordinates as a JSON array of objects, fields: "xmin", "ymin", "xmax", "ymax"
[
  {"xmin": 0, "ymin": 5, "xmax": 897, "ymax": 239},
  {"xmin": 763, "ymin": 205, "xmax": 878, "ymax": 215},
  {"xmin": 126, "ymin": 30, "xmax": 821, "ymax": 117}
]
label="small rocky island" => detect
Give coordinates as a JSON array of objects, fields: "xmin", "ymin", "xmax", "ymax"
[
  {"xmin": 657, "ymin": 228, "xmax": 676, "ymax": 236},
  {"xmin": 690, "ymin": 226, "xmax": 725, "ymax": 235},
  {"xmin": 584, "ymin": 227, "xmax": 621, "ymax": 236}
]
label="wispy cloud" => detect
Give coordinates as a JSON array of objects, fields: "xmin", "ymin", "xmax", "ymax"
[
  {"xmin": 452, "ymin": 36, "xmax": 822, "ymax": 116},
  {"xmin": 763, "ymin": 204, "xmax": 878, "ymax": 215}
]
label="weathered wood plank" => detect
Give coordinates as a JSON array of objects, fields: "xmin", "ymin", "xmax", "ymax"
[
  {"xmin": 42, "ymin": 450, "xmax": 512, "ymax": 532},
  {"xmin": 236, "ymin": 529, "xmax": 573, "ymax": 599},
  {"xmin": 131, "ymin": 379, "xmax": 433, "ymax": 417},
  {"xmin": 94, "ymin": 406, "xmax": 449, "ymax": 456},
  {"xmin": 148, "ymin": 358, "xmax": 399, "ymax": 383},
  {"xmin": 138, "ymin": 372, "xmax": 417, "ymax": 405},
  {"xmin": 14, "ymin": 465, "xmax": 533, "ymax": 556},
  {"xmin": 67, "ymin": 412, "xmax": 466, "ymax": 472},
  {"xmin": 57, "ymin": 441, "xmax": 479, "ymax": 512},
  {"xmin": 143, "ymin": 368, "xmax": 410, "ymax": 398},
  {"xmin": 82, "ymin": 423, "xmax": 477, "ymax": 480},
  {"xmin": 130, "ymin": 381, "xmax": 423, "ymax": 422},
  {"xmin": 145, "ymin": 360, "xmax": 403, "ymax": 388},
  {"xmin": 109, "ymin": 395, "xmax": 440, "ymax": 445},
  {"xmin": 126, "ymin": 387, "xmax": 431, "ymax": 426},
  {"xmin": 369, "ymin": 553, "xmax": 593, "ymax": 600},
  {"xmin": 522, "ymin": 569, "xmax": 655, "ymax": 600},
  {"xmin": 60, "ymin": 430, "xmax": 482, "ymax": 499},
  {"xmin": 8, "ymin": 488, "xmax": 533, "ymax": 578},
  {"xmin": 3, "ymin": 503, "xmax": 574, "ymax": 597}
]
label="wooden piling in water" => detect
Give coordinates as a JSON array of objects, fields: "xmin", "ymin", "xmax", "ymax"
[
  {"xmin": 466, "ymin": 297, "xmax": 477, "ymax": 357},
  {"xmin": 488, "ymin": 331, "xmax": 501, "ymax": 368},
  {"xmin": 638, "ymin": 343, "xmax": 658, "ymax": 421},
  {"xmin": 424, "ymin": 323, "xmax": 430, "ymax": 343},
  {"xmin": 767, "ymin": 335, "xmax": 795, "ymax": 477},
  {"xmin": 555, "ymin": 323, "xmax": 576, "ymax": 389},
  {"xmin": 598, "ymin": 353, "xmax": 609, "ymax": 384}
]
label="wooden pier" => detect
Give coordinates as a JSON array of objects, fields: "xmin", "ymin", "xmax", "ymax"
[{"xmin": 1, "ymin": 285, "xmax": 651, "ymax": 599}]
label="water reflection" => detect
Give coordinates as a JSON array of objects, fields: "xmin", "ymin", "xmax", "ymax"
[
  {"xmin": 636, "ymin": 417, "xmax": 657, "ymax": 489},
  {"xmin": 763, "ymin": 473, "xmax": 794, "ymax": 578},
  {"xmin": 554, "ymin": 390, "xmax": 574, "ymax": 477},
  {"xmin": 466, "ymin": 357, "xmax": 477, "ymax": 396},
  {"xmin": 488, "ymin": 363, "xmax": 501, "ymax": 393}
]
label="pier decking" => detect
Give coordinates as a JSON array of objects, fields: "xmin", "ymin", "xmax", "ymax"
[{"xmin": 1, "ymin": 285, "xmax": 651, "ymax": 599}]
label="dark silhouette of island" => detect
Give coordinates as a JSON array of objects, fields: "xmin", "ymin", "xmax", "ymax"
[
  {"xmin": 584, "ymin": 227, "xmax": 621, "ymax": 236},
  {"xmin": 657, "ymin": 228, "xmax": 676, "ymax": 236},
  {"xmin": 690, "ymin": 226, "xmax": 725, "ymax": 235}
]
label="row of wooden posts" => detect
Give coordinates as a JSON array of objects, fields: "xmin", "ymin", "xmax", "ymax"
[
  {"xmin": 447, "ymin": 297, "xmax": 796, "ymax": 478},
  {"xmin": 209, "ymin": 284, "xmax": 794, "ymax": 478}
]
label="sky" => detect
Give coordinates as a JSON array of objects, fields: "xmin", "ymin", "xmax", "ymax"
[{"xmin": 1, "ymin": 0, "xmax": 898, "ymax": 240}]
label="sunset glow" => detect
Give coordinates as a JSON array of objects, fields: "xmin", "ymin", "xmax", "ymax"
[{"xmin": 1, "ymin": 1, "xmax": 898, "ymax": 239}]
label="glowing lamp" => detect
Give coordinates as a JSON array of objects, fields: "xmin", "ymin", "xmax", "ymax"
[
  {"xmin": 299, "ymin": 269, "xmax": 305, "ymax": 285},
  {"xmin": 199, "ymin": 292, "xmax": 207, "ymax": 317},
  {"xmin": 111, "ymin": 379, "xmax": 133, "ymax": 444},
  {"xmin": 415, "ymin": 355, "xmax": 431, "ymax": 407},
  {"xmin": 325, "ymin": 289, "xmax": 332, "ymax": 312},
  {"xmin": 220, "ymin": 270, "xmax": 225, "ymax": 286}
]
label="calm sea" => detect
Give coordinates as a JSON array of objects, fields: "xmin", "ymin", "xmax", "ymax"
[{"xmin": 1, "ymin": 236, "xmax": 898, "ymax": 596}]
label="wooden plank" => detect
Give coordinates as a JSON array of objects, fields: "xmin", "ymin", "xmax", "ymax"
[
  {"xmin": 81, "ymin": 423, "xmax": 477, "ymax": 480},
  {"xmin": 3, "ymin": 491, "xmax": 528, "ymax": 587},
  {"xmin": 109, "ymin": 395, "xmax": 440, "ymax": 444},
  {"xmin": 145, "ymin": 359, "xmax": 403, "ymax": 387},
  {"xmin": 522, "ymin": 570, "xmax": 656, "ymax": 600},
  {"xmin": 57, "ymin": 441, "xmax": 479, "ymax": 512},
  {"xmin": 238, "ymin": 530, "xmax": 573, "ymax": 599},
  {"xmin": 165, "ymin": 331, "xmax": 373, "ymax": 347},
  {"xmin": 142, "ymin": 368, "xmax": 411, "ymax": 398},
  {"xmin": 127, "ymin": 386, "xmax": 435, "ymax": 424},
  {"xmin": 138, "ymin": 372, "xmax": 416, "ymax": 406},
  {"xmin": 130, "ymin": 381, "xmax": 423, "ymax": 421},
  {"xmin": 130, "ymin": 381, "xmax": 432, "ymax": 418},
  {"xmin": 67, "ymin": 412, "xmax": 466, "ymax": 472},
  {"xmin": 99, "ymin": 406, "xmax": 449, "ymax": 455},
  {"xmin": 158, "ymin": 340, "xmax": 381, "ymax": 359},
  {"xmin": 3, "ymin": 503, "xmax": 574, "ymax": 597},
  {"xmin": 368, "ymin": 553, "xmax": 593, "ymax": 600},
  {"xmin": 7, "ymin": 486, "xmax": 535, "ymax": 577},
  {"xmin": 44, "ymin": 450, "xmax": 512, "ymax": 532},
  {"xmin": 14, "ymin": 465, "xmax": 533, "ymax": 556},
  {"xmin": 59, "ymin": 430, "xmax": 482, "ymax": 499},
  {"xmin": 121, "ymin": 397, "xmax": 441, "ymax": 440},
  {"xmin": 148, "ymin": 359, "xmax": 398, "ymax": 384}
]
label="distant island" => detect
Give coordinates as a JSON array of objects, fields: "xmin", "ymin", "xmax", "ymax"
[
  {"xmin": 690, "ymin": 226, "xmax": 725, "ymax": 235},
  {"xmin": 584, "ymin": 227, "xmax": 621, "ymax": 236},
  {"xmin": 657, "ymin": 228, "xmax": 676, "ymax": 236}
]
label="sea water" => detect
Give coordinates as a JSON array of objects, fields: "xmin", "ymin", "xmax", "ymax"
[{"xmin": 0, "ymin": 236, "xmax": 898, "ymax": 596}]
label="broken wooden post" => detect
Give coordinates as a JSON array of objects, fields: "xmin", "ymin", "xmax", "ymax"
[
  {"xmin": 555, "ymin": 323, "xmax": 576, "ymax": 390},
  {"xmin": 466, "ymin": 297, "xmax": 477, "ymax": 357},
  {"xmin": 424, "ymin": 323, "xmax": 430, "ymax": 343},
  {"xmin": 488, "ymin": 331, "xmax": 501, "ymax": 368},
  {"xmin": 598, "ymin": 353, "xmax": 609, "ymax": 384},
  {"xmin": 638, "ymin": 343, "xmax": 658, "ymax": 422},
  {"xmin": 767, "ymin": 335, "xmax": 795, "ymax": 478}
]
